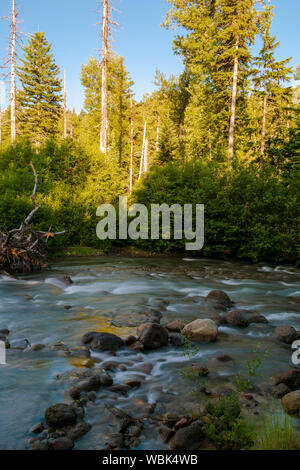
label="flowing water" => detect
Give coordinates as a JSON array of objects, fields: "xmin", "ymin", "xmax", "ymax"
[{"xmin": 0, "ymin": 256, "xmax": 300, "ymax": 450}]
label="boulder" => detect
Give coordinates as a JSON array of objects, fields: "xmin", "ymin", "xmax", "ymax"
[
  {"xmin": 137, "ymin": 323, "xmax": 169, "ymax": 350},
  {"xmin": 206, "ymin": 290, "xmax": 233, "ymax": 310},
  {"xmin": 52, "ymin": 437, "xmax": 74, "ymax": 451},
  {"xmin": 249, "ymin": 313, "xmax": 268, "ymax": 324},
  {"xmin": 169, "ymin": 421, "xmax": 204, "ymax": 450},
  {"xmin": 282, "ymin": 391, "xmax": 300, "ymax": 415},
  {"xmin": 68, "ymin": 422, "xmax": 92, "ymax": 441},
  {"xmin": 225, "ymin": 310, "xmax": 250, "ymax": 328},
  {"xmin": 165, "ymin": 321, "xmax": 185, "ymax": 333},
  {"xmin": 273, "ymin": 369, "xmax": 300, "ymax": 390},
  {"xmin": 30, "ymin": 423, "xmax": 44, "ymax": 434},
  {"xmin": 81, "ymin": 332, "xmax": 123, "ymax": 351},
  {"xmin": 69, "ymin": 376, "xmax": 101, "ymax": 399},
  {"xmin": 182, "ymin": 319, "xmax": 218, "ymax": 343},
  {"xmin": 272, "ymin": 383, "xmax": 291, "ymax": 399},
  {"xmin": 45, "ymin": 404, "xmax": 77, "ymax": 428},
  {"xmin": 273, "ymin": 326, "xmax": 299, "ymax": 345}
]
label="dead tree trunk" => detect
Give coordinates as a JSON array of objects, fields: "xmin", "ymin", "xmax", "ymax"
[
  {"xmin": 10, "ymin": 0, "xmax": 16, "ymax": 144},
  {"xmin": 129, "ymin": 98, "xmax": 134, "ymax": 193},
  {"xmin": 260, "ymin": 78, "xmax": 267, "ymax": 169},
  {"xmin": 63, "ymin": 69, "xmax": 67, "ymax": 139},
  {"xmin": 155, "ymin": 115, "xmax": 160, "ymax": 152},
  {"xmin": 143, "ymin": 139, "xmax": 148, "ymax": 174},
  {"xmin": 139, "ymin": 120, "xmax": 147, "ymax": 181},
  {"xmin": 0, "ymin": 163, "xmax": 65, "ymax": 275},
  {"xmin": 100, "ymin": 0, "xmax": 109, "ymax": 156},
  {"xmin": 228, "ymin": 34, "xmax": 240, "ymax": 165}
]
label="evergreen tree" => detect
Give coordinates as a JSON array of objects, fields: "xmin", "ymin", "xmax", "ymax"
[
  {"xmin": 165, "ymin": 0, "xmax": 258, "ymax": 163},
  {"xmin": 17, "ymin": 32, "xmax": 63, "ymax": 146},
  {"xmin": 253, "ymin": 3, "xmax": 292, "ymax": 167}
]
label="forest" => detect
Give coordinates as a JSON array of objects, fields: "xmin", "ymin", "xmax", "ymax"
[{"xmin": 0, "ymin": 0, "xmax": 298, "ymax": 265}]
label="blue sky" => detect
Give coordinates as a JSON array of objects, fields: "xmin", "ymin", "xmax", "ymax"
[{"xmin": 0, "ymin": 0, "xmax": 299, "ymax": 112}]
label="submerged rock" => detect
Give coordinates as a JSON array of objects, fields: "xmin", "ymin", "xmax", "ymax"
[
  {"xmin": 273, "ymin": 369, "xmax": 300, "ymax": 391},
  {"xmin": 137, "ymin": 323, "xmax": 169, "ymax": 350},
  {"xmin": 206, "ymin": 290, "xmax": 233, "ymax": 310},
  {"xmin": 224, "ymin": 310, "xmax": 250, "ymax": 328},
  {"xmin": 58, "ymin": 275, "xmax": 73, "ymax": 286},
  {"xmin": 169, "ymin": 421, "xmax": 204, "ymax": 450},
  {"xmin": 182, "ymin": 319, "xmax": 218, "ymax": 343},
  {"xmin": 45, "ymin": 404, "xmax": 77, "ymax": 428},
  {"xmin": 273, "ymin": 326, "xmax": 299, "ymax": 344},
  {"xmin": 68, "ymin": 422, "xmax": 92, "ymax": 441},
  {"xmin": 81, "ymin": 332, "xmax": 123, "ymax": 351}
]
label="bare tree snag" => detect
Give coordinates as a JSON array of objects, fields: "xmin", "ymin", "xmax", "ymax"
[
  {"xmin": 63, "ymin": 69, "xmax": 67, "ymax": 139},
  {"xmin": 100, "ymin": 0, "xmax": 109, "ymax": 156},
  {"xmin": 155, "ymin": 115, "xmax": 160, "ymax": 152},
  {"xmin": 228, "ymin": 33, "xmax": 240, "ymax": 164},
  {"xmin": 138, "ymin": 120, "xmax": 147, "ymax": 181},
  {"xmin": 143, "ymin": 139, "xmax": 148, "ymax": 174},
  {"xmin": 129, "ymin": 98, "xmax": 134, "ymax": 193},
  {"xmin": 0, "ymin": 163, "xmax": 65, "ymax": 275},
  {"xmin": 260, "ymin": 78, "xmax": 267, "ymax": 169},
  {"xmin": 10, "ymin": 0, "xmax": 16, "ymax": 144}
]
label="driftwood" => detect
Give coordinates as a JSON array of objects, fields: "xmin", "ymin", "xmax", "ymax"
[{"xmin": 0, "ymin": 163, "xmax": 65, "ymax": 275}]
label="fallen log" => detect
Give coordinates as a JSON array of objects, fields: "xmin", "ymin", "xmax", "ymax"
[{"xmin": 0, "ymin": 163, "xmax": 65, "ymax": 275}]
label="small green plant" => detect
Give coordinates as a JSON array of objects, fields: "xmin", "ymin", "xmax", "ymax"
[
  {"xmin": 181, "ymin": 331, "xmax": 199, "ymax": 360},
  {"xmin": 257, "ymin": 413, "xmax": 300, "ymax": 450},
  {"xmin": 247, "ymin": 343, "xmax": 269, "ymax": 379},
  {"xmin": 230, "ymin": 373, "xmax": 252, "ymax": 392},
  {"xmin": 204, "ymin": 393, "xmax": 255, "ymax": 450},
  {"xmin": 230, "ymin": 343, "xmax": 269, "ymax": 392}
]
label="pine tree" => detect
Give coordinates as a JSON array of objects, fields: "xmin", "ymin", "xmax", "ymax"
[
  {"xmin": 165, "ymin": 0, "xmax": 257, "ymax": 163},
  {"xmin": 17, "ymin": 32, "xmax": 63, "ymax": 146},
  {"xmin": 253, "ymin": 3, "xmax": 292, "ymax": 167}
]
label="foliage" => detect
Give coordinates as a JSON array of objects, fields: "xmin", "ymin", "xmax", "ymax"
[
  {"xmin": 204, "ymin": 393, "xmax": 254, "ymax": 450},
  {"xmin": 133, "ymin": 159, "xmax": 300, "ymax": 263}
]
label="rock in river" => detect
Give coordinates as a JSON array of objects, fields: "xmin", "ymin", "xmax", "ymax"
[
  {"xmin": 282, "ymin": 391, "xmax": 300, "ymax": 415},
  {"xmin": 273, "ymin": 369, "xmax": 300, "ymax": 391},
  {"xmin": 81, "ymin": 332, "xmax": 123, "ymax": 351},
  {"xmin": 273, "ymin": 326, "xmax": 299, "ymax": 345},
  {"xmin": 183, "ymin": 319, "xmax": 218, "ymax": 343},
  {"xmin": 169, "ymin": 421, "xmax": 204, "ymax": 450},
  {"xmin": 206, "ymin": 290, "xmax": 233, "ymax": 310},
  {"xmin": 137, "ymin": 323, "xmax": 169, "ymax": 350},
  {"xmin": 224, "ymin": 310, "xmax": 250, "ymax": 328},
  {"xmin": 45, "ymin": 404, "xmax": 77, "ymax": 428},
  {"xmin": 52, "ymin": 437, "xmax": 74, "ymax": 451}
]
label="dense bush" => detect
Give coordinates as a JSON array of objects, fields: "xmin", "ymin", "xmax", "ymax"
[
  {"xmin": 0, "ymin": 140, "xmax": 127, "ymax": 252},
  {"xmin": 133, "ymin": 160, "xmax": 300, "ymax": 263}
]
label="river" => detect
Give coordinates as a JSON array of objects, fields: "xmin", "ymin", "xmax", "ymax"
[{"xmin": 0, "ymin": 256, "xmax": 299, "ymax": 449}]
